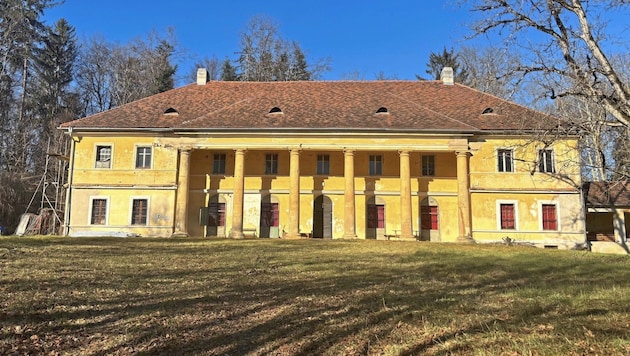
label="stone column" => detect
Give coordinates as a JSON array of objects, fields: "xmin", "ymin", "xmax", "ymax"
[
  {"xmin": 399, "ymin": 150, "xmax": 413, "ymax": 239},
  {"xmin": 456, "ymin": 151, "xmax": 473, "ymax": 241},
  {"xmin": 343, "ymin": 149, "xmax": 357, "ymax": 238},
  {"xmin": 229, "ymin": 149, "xmax": 246, "ymax": 239},
  {"xmin": 286, "ymin": 149, "xmax": 301, "ymax": 239},
  {"xmin": 172, "ymin": 148, "xmax": 191, "ymax": 237}
]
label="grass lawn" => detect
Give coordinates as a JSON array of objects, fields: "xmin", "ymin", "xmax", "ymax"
[{"xmin": 1, "ymin": 237, "xmax": 629, "ymax": 355}]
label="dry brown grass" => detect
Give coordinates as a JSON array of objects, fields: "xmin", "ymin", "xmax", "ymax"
[{"xmin": 1, "ymin": 237, "xmax": 629, "ymax": 355}]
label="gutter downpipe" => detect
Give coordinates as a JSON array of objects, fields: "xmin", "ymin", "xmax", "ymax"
[{"xmin": 63, "ymin": 127, "xmax": 76, "ymax": 236}]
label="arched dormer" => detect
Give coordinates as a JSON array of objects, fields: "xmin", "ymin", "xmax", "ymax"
[{"xmin": 164, "ymin": 107, "xmax": 179, "ymax": 115}]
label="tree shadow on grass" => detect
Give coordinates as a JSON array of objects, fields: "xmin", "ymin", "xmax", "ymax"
[{"xmin": 1, "ymin": 238, "xmax": 629, "ymax": 355}]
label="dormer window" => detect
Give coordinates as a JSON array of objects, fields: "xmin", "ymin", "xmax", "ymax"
[
  {"xmin": 482, "ymin": 107, "xmax": 494, "ymax": 114},
  {"xmin": 269, "ymin": 107, "xmax": 283, "ymax": 114},
  {"xmin": 375, "ymin": 107, "xmax": 389, "ymax": 114},
  {"xmin": 164, "ymin": 107, "xmax": 179, "ymax": 115}
]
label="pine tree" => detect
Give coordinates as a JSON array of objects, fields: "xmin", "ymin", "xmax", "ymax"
[
  {"xmin": 220, "ymin": 58, "xmax": 238, "ymax": 81},
  {"xmin": 33, "ymin": 18, "xmax": 78, "ymax": 127},
  {"xmin": 420, "ymin": 47, "xmax": 469, "ymax": 84},
  {"xmin": 151, "ymin": 40, "xmax": 176, "ymax": 93},
  {"xmin": 290, "ymin": 45, "xmax": 310, "ymax": 81}
]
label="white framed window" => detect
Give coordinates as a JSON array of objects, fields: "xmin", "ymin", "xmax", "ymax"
[
  {"xmin": 135, "ymin": 146, "xmax": 152, "ymax": 169},
  {"xmin": 89, "ymin": 196, "xmax": 109, "ymax": 225},
  {"xmin": 538, "ymin": 201, "xmax": 560, "ymax": 231},
  {"xmin": 496, "ymin": 200, "xmax": 519, "ymax": 230},
  {"xmin": 95, "ymin": 145, "xmax": 113, "ymax": 169},
  {"xmin": 497, "ymin": 149, "xmax": 514, "ymax": 172},
  {"xmin": 538, "ymin": 149, "xmax": 555, "ymax": 173},
  {"xmin": 130, "ymin": 197, "xmax": 150, "ymax": 225}
]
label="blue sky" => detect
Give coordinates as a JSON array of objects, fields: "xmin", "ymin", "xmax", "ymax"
[{"xmin": 44, "ymin": 0, "xmax": 491, "ymax": 83}]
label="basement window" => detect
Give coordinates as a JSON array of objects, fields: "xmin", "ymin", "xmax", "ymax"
[{"xmin": 269, "ymin": 107, "xmax": 283, "ymax": 114}]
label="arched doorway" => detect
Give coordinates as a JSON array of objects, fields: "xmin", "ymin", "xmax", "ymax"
[
  {"xmin": 366, "ymin": 196, "xmax": 385, "ymax": 240},
  {"xmin": 260, "ymin": 195, "xmax": 280, "ymax": 238},
  {"xmin": 313, "ymin": 195, "xmax": 333, "ymax": 239},
  {"xmin": 420, "ymin": 197, "xmax": 440, "ymax": 241},
  {"xmin": 206, "ymin": 195, "xmax": 226, "ymax": 237}
]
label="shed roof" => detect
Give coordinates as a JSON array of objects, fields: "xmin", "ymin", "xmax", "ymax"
[{"xmin": 583, "ymin": 181, "xmax": 630, "ymax": 207}]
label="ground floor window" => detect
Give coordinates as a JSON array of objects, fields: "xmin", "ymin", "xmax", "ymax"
[
  {"xmin": 500, "ymin": 203, "xmax": 516, "ymax": 230},
  {"xmin": 131, "ymin": 198, "xmax": 148, "ymax": 225},
  {"xmin": 90, "ymin": 198, "xmax": 108, "ymax": 225},
  {"xmin": 367, "ymin": 204, "xmax": 385, "ymax": 228},
  {"xmin": 208, "ymin": 202, "xmax": 225, "ymax": 227},
  {"xmin": 421, "ymin": 206, "xmax": 439, "ymax": 230},
  {"xmin": 261, "ymin": 202, "xmax": 279, "ymax": 227},
  {"xmin": 541, "ymin": 203, "xmax": 558, "ymax": 230}
]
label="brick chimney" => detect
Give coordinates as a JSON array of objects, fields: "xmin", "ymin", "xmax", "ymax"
[
  {"xmin": 441, "ymin": 67, "xmax": 454, "ymax": 85},
  {"xmin": 196, "ymin": 68, "xmax": 208, "ymax": 85}
]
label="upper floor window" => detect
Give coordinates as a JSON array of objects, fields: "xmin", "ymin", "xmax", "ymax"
[
  {"xmin": 317, "ymin": 154, "xmax": 330, "ymax": 175},
  {"xmin": 538, "ymin": 149, "xmax": 555, "ymax": 173},
  {"xmin": 497, "ymin": 149, "xmax": 514, "ymax": 172},
  {"xmin": 131, "ymin": 198, "xmax": 148, "ymax": 225},
  {"xmin": 541, "ymin": 203, "xmax": 558, "ymax": 230},
  {"xmin": 422, "ymin": 155, "xmax": 435, "ymax": 176},
  {"xmin": 213, "ymin": 153, "xmax": 226, "ymax": 174},
  {"xmin": 95, "ymin": 145, "xmax": 112, "ymax": 169},
  {"xmin": 135, "ymin": 146, "xmax": 152, "ymax": 169},
  {"xmin": 90, "ymin": 198, "xmax": 108, "ymax": 225},
  {"xmin": 369, "ymin": 155, "xmax": 383, "ymax": 176},
  {"xmin": 265, "ymin": 154, "xmax": 278, "ymax": 175}
]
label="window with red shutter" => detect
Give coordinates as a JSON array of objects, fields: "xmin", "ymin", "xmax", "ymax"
[{"xmin": 542, "ymin": 204, "xmax": 557, "ymax": 230}]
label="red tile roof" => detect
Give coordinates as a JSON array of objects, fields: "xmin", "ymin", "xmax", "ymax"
[
  {"xmin": 584, "ymin": 181, "xmax": 630, "ymax": 207},
  {"xmin": 60, "ymin": 80, "xmax": 557, "ymax": 131}
]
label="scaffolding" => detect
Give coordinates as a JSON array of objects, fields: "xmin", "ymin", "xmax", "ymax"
[{"xmin": 20, "ymin": 136, "xmax": 70, "ymax": 235}]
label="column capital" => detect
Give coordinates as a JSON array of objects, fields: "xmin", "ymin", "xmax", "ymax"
[
  {"xmin": 290, "ymin": 148, "xmax": 301, "ymax": 155},
  {"xmin": 343, "ymin": 148, "xmax": 355, "ymax": 155},
  {"xmin": 398, "ymin": 149, "xmax": 411, "ymax": 156},
  {"xmin": 234, "ymin": 148, "xmax": 247, "ymax": 154},
  {"xmin": 455, "ymin": 150, "xmax": 471, "ymax": 157}
]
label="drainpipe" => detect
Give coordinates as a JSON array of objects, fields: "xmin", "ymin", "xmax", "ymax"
[
  {"xmin": 579, "ymin": 185, "xmax": 589, "ymax": 251},
  {"xmin": 63, "ymin": 127, "xmax": 76, "ymax": 236}
]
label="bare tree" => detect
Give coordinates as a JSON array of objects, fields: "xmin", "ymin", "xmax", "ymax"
[
  {"xmin": 468, "ymin": 0, "xmax": 630, "ymax": 129},
  {"xmin": 466, "ymin": 0, "xmax": 630, "ymax": 181},
  {"xmin": 76, "ymin": 30, "xmax": 179, "ymax": 115},
  {"xmin": 190, "ymin": 56, "xmax": 221, "ymax": 82},
  {"xmin": 458, "ymin": 46, "xmax": 523, "ymax": 100},
  {"xmin": 236, "ymin": 15, "xmax": 329, "ymax": 81}
]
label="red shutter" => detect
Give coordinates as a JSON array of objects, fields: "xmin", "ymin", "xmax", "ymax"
[
  {"xmin": 500, "ymin": 204, "xmax": 515, "ymax": 229},
  {"xmin": 542, "ymin": 204, "xmax": 557, "ymax": 230}
]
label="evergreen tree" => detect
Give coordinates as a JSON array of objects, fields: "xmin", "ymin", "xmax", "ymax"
[
  {"xmin": 419, "ymin": 47, "xmax": 468, "ymax": 84},
  {"xmin": 219, "ymin": 58, "xmax": 238, "ymax": 81},
  {"xmin": 151, "ymin": 40, "xmax": 176, "ymax": 93},
  {"xmin": 33, "ymin": 18, "xmax": 78, "ymax": 127},
  {"xmin": 290, "ymin": 45, "xmax": 310, "ymax": 81}
]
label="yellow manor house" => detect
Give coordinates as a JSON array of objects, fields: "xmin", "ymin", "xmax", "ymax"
[{"xmin": 59, "ymin": 68, "xmax": 585, "ymax": 247}]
